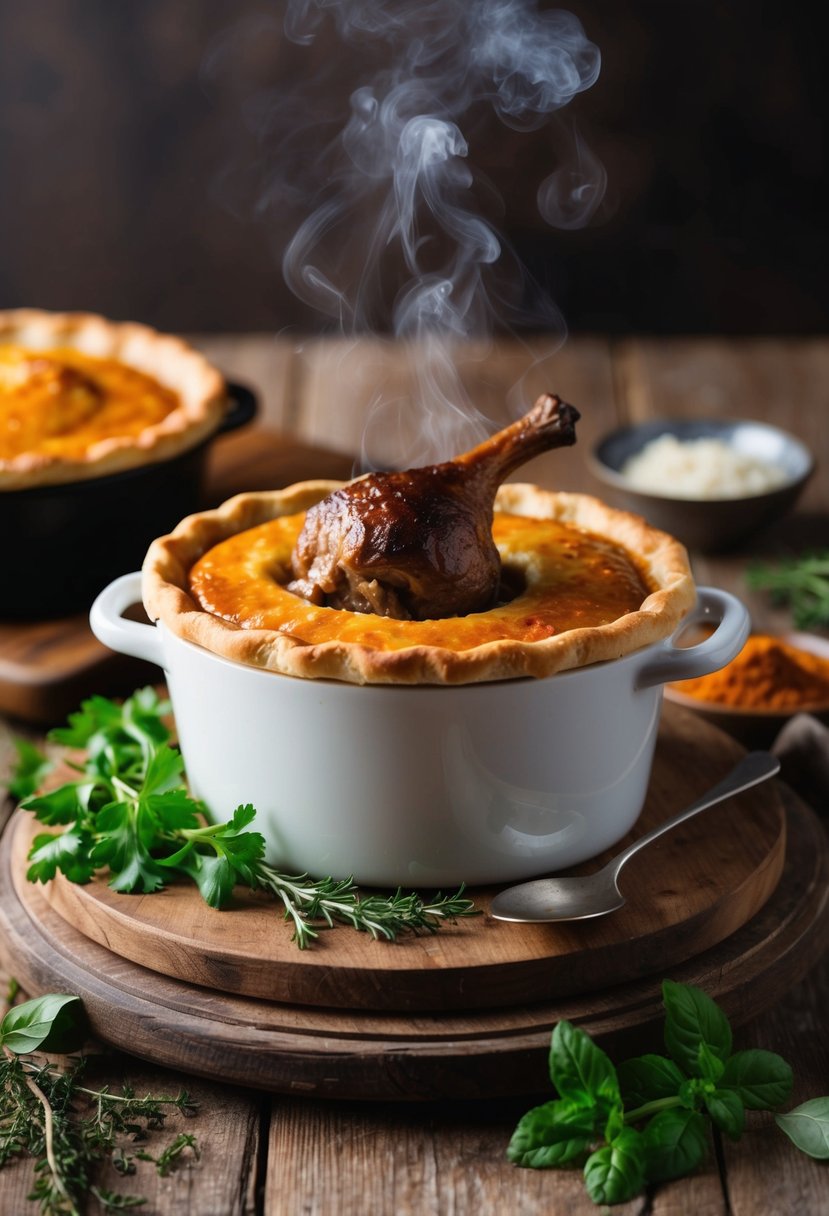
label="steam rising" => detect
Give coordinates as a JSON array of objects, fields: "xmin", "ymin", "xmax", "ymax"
[{"xmin": 209, "ymin": 1, "xmax": 604, "ymax": 464}]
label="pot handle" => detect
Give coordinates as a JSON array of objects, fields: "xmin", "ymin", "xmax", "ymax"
[
  {"xmin": 90, "ymin": 573, "xmax": 165, "ymax": 667},
  {"xmin": 219, "ymin": 381, "xmax": 258, "ymax": 434},
  {"xmin": 635, "ymin": 586, "xmax": 750, "ymax": 690}
]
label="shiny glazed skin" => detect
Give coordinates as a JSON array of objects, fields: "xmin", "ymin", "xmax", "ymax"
[
  {"xmin": 92, "ymin": 574, "xmax": 749, "ymax": 887},
  {"xmin": 288, "ymin": 394, "xmax": 579, "ymax": 619}
]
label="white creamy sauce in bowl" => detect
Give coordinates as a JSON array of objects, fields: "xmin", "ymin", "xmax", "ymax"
[{"xmin": 621, "ymin": 434, "xmax": 790, "ymax": 499}]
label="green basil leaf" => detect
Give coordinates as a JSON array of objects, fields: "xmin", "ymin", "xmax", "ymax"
[
  {"xmin": 678, "ymin": 1077, "xmax": 705, "ymax": 1110},
  {"xmin": 705, "ymin": 1088, "xmax": 745, "ymax": 1139},
  {"xmin": 507, "ymin": 1098, "xmax": 595, "ymax": 1168},
  {"xmin": 0, "ymin": 994, "xmax": 86, "ymax": 1055},
  {"xmin": 618, "ymin": 1054, "xmax": 685, "ymax": 1108},
  {"xmin": 697, "ymin": 1040, "xmax": 725, "ymax": 1082},
  {"xmin": 720, "ymin": 1050, "xmax": 794, "ymax": 1110},
  {"xmin": 662, "ymin": 981, "xmax": 732, "ymax": 1075},
  {"xmin": 775, "ymin": 1098, "xmax": 829, "ymax": 1159},
  {"xmin": 549, "ymin": 1020, "xmax": 620, "ymax": 1107},
  {"xmin": 604, "ymin": 1101, "xmax": 625, "ymax": 1143},
  {"xmin": 642, "ymin": 1107, "xmax": 709, "ymax": 1183},
  {"xmin": 583, "ymin": 1127, "xmax": 645, "ymax": 1205}
]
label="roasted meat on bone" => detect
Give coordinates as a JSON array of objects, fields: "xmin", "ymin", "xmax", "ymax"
[{"xmin": 288, "ymin": 393, "xmax": 580, "ymax": 620}]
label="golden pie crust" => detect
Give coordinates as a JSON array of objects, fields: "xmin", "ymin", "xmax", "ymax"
[
  {"xmin": 0, "ymin": 309, "xmax": 226, "ymax": 489},
  {"xmin": 143, "ymin": 480, "xmax": 696, "ymax": 686}
]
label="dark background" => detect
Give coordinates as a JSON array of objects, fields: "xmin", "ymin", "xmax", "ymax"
[{"xmin": 0, "ymin": 1, "xmax": 825, "ymax": 336}]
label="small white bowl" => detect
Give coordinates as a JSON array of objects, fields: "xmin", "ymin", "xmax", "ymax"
[{"xmin": 591, "ymin": 419, "xmax": 814, "ymax": 553}]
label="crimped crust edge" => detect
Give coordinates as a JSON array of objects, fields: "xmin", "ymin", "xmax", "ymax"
[{"xmin": 142, "ymin": 480, "xmax": 696, "ymax": 686}]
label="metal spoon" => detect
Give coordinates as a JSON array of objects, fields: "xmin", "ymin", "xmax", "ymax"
[{"xmin": 489, "ymin": 751, "xmax": 780, "ymax": 924}]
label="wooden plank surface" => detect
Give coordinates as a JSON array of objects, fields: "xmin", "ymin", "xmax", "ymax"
[{"xmin": 264, "ymin": 1096, "xmax": 726, "ymax": 1216}]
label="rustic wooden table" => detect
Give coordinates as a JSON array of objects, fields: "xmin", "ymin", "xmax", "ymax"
[{"xmin": 0, "ymin": 335, "xmax": 827, "ymax": 1214}]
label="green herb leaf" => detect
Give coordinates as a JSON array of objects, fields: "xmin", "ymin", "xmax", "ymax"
[
  {"xmin": 6, "ymin": 739, "xmax": 53, "ymax": 801},
  {"xmin": 662, "ymin": 980, "xmax": 732, "ymax": 1076},
  {"xmin": 205, "ymin": 804, "xmax": 266, "ymax": 884},
  {"xmin": 141, "ymin": 744, "xmax": 185, "ymax": 798},
  {"xmin": 160, "ymin": 803, "xmax": 266, "ymax": 903},
  {"xmin": 603, "ymin": 1101, "xmax": 625, "ymax": 1143},
  {"xmin": 48, "ymin": 692, "xmax": 126, "ymax": 748},
  {"xmin": 507, "ymin": 1098, "xmax": 595, "ymax": 1168},
  {"xmin": 90, "ymin": 802, "xmax": 167, "ymax": 894},
  {"xmin": 618, "ymin": 1053, "xmax": 686, "ymax": 1108},
  {"xmin": 641, "ymin": 1107, "xmax": 709, "ymax": 1183},
  {"xmin": 21, "ymin": 780, "xmax": 96, "ymax": 826},
  {"xmin": 678, "ymin": 1076, "xmax": 707, "ymax": 1110},
  {"xmin": 583, "ymin": 1127, "xmax": 645, "ymax": 1205},
  {"xmin": 697, "ymin": 1040, "xmax": 726, "ymax": 1082},
  {"xmin": 747, "ymin": 552, "xmax": 829, "ymax": 630},
  {"xmin": 0, "ymin": 993, "xmax": 86, "ymax": 1055},
  {"xmin": 704, "ymin": 1088, "xmax": 745, "ymax": 1139},
  {"xmin": 145, "ymin": 788, "xmax": 202, "ymax": 832},
  {"xmin": 549, "ymin": 1020, "xmax": 620, "ymax": 1110},
  {"xmin": 775, "ymin": 1098, "xmax": 829, "ymax": 1159},
  {"xmin": 0, "ymin": 1035, "xmax": 199, "ymax": 1209},
  {"xmin": 27, "ymin": 827, "xmax": 96, "ymax": 884},
  {"xmin": 175, "ymin": 852, "xmax": 238, "ymax": 908},
  {"xmin": 720, "ymin": 1049, "xmax": 794, "ymax": 1110}
]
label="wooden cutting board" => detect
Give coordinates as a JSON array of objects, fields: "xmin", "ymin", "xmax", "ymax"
[
  {"xmin": 0, "ymin": 754, "xmax": 825, "ymax": 1101},
  {"xmin": 0, "ymin": 428, "xmax": 355, "ymax": 722},
  {"xmin": 12, "ymin": 706, "xmax": 785, "ymax": 1013}
]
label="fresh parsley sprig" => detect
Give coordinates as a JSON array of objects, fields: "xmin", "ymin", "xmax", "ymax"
[
  {"xmin": 13, "ymin": 688, "xmax": 478, "ymax": 949},
  {"xmin": 747, "ymin": 550, "xmax": 829, "ymax": 630},
  {"xmin": 508, "ymin": 980, "xmax": 829, "ymax": 1205},
  {"xmin": 0, "ymin": 983, "xmax": 199, "ymax": 1215}
]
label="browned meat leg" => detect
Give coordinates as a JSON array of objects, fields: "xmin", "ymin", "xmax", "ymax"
[{"xmin": 288, "ymin": 393, "xmax": 580, "ymax": 620}]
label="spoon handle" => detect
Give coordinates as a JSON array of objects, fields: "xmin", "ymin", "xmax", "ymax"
[{"xmin": 607, "ymin": 751, "xmax": 780, "ymax": 883}]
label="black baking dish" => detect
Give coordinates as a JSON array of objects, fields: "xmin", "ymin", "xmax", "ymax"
[{"xmin": 2, "ymin": 380, "xmax": 257, "ymax": 620}]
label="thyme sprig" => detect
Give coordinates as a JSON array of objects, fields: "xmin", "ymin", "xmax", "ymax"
[
  {"xmin": 0, "ymin": 984, "xmax": 198, "ymax": 1214},
  {"xmin": 12, "ymin": 688, "xmax": 478, "ymax": 949}
]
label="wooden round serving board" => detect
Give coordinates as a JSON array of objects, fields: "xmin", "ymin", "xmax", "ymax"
[
  {"xmin": 0, "ymin": 772, "xmax": 825, "ymax": 1101},
  {"xmin": 11, "ymin": 706, "xmax": 786, "ymax": 1014}
]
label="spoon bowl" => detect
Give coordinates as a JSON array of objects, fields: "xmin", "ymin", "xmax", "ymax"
[{"xmin": 489, "ymin": 751, "xmax": 780, "ymax": 923}]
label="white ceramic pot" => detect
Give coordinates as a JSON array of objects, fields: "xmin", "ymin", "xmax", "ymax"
[{"xmin": 91, "ymin": 573, "xmax": 748, "ymax": 887}]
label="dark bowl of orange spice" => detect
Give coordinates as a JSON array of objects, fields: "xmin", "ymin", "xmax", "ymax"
[{"xmin": 665, "ymin": 632, "xmax": 829, "ymax": 747}]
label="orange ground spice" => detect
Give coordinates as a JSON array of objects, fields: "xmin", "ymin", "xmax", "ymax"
[{"xmin": 674, "ymin": 634, "xmax": 829, "ymax": 711}]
